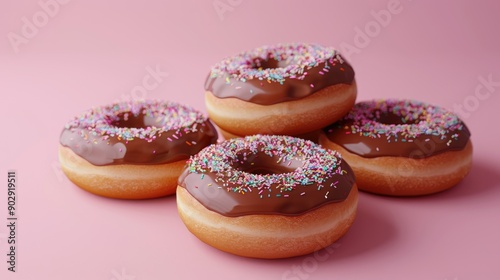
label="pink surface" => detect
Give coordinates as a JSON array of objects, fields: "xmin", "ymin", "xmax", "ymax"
[{"xmin": 1, "ymin": 0, "xmax": 499, "ymax": 279}]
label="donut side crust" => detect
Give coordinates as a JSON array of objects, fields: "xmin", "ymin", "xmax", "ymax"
[
  {"xmin": 59, "ymin": 145, "xmax": 186, "ymax": 199},
  {"xmin": 176, "ymin": 185, "xmax": 358, "ymax": 259},
  {"xmin": 319, "ymin": 133, "xmax": 473, "ymax": 196},
  {"xmin": 205, "ymin": 81, "xmax": 357, "ymax": 136}
]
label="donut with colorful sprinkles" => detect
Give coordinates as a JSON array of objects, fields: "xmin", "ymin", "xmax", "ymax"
[
  {"xmin": 319, "ymin": 99, "xmax": 472, "ymax": 196},
  {"xmin": 204, "ymin": 43, "xmax": 357, "ymax": 138},
  {"xmin": 177, "ymin": 135, "xmax": 358, "ymax": 258},
  {"xmin": 59, "ymin": 100, "xmax": 218, "ymax": 199}
]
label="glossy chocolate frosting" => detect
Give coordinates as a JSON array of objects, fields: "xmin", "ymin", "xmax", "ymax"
[
  {"xmin": 178, "ymin": 135, "xmax": 355, "ymax": 217},
  {"xmin": 205, "ymin": 44, "xmax": 355, "ymax": 105},
  {"xmin": 324, "ymin": 100, "xmax": 471, "ymax": 158},
  {"xmin": 60, "ymin": 101, "xmax": 218, "ymax": 166}
]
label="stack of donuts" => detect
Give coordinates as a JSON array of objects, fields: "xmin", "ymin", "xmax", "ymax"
[{"xmin": 59, "ymin": 43, "xmax": 472, "ymax": 259}]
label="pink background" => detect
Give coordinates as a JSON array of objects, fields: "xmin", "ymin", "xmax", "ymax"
[{"xmin": 1, "ymin": 0, "xmax": 500, "ymax": 279}]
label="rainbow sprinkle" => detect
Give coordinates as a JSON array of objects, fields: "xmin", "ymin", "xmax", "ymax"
[
  {"xmin": 331, "ymin": 99, "xmax": 467, "ymax": 142},
  {"xmin": 209, "ymin": 43, "xmax": 346, "ymax": 84},
  {"xmin": 64, "ymin": 100, "xmax": 207, "ymax": 142},
  {"xmin": 186, "ymin": 135, "xmax": 350, "ymax": 197}
]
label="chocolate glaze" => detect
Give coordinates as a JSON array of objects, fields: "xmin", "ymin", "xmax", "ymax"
[
  {"xmin": 178, "ymin": 153, "xmax": 355, "ymax": 217},
  {"xmin": 325, "ymin": 111, "xmax": 471, "ymax": 158},
  {"xmin": 60, "ymin": 111, "xmax": 218, "ymax": 166},
  {"xmin": 205, "ymin": 56, "xmax": 355, "ymax": 105}
]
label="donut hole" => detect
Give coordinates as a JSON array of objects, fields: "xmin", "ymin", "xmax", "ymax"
[
  {"xmin": 232, "ymin": 153, "xmax": 301, "ymax": 175},
  {"xmin": 375, "ymin": 110, "xmax": 422, "ymax": 125},
  {"xmin": 110, "ymin": 112, "xmax": 162, "ymax": 129},
  {"xmin": 252, "ymin": 58, "xmax": 289, "ymax": 70}
]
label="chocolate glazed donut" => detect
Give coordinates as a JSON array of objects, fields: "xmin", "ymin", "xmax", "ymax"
[
  {"xmin": 204, "ymin": 43, "xmax": 357, "ymax": 138},
  {"xmin": 59, "ymin": 100, "xmax": 218, "ymax": 199},
  {"xmin": 319, "ymin": 99, "xmax": 473, "ymax": 196},
  {"xmin": 179, "ymin": 148, "xmax": 354, "ymax": 216},
  {"xmin": 177, "ymin": 135, "xmax": 358, "ymax": 258}
]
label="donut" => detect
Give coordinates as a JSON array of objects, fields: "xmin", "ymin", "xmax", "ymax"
[
  {"xmin": 177, "ymin": 135, "xmax": 358, "ymax": 259},
  {"xmin": 59, "ymin": 100, "xmax": 218, "ymax": 199},
  {"xmin": 205, "ymin": 43, "xmax": 357, "ymax": 137},
  {"xmin": 319, "ymin": 99, "xmax": 472, "ymax": 196}
]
